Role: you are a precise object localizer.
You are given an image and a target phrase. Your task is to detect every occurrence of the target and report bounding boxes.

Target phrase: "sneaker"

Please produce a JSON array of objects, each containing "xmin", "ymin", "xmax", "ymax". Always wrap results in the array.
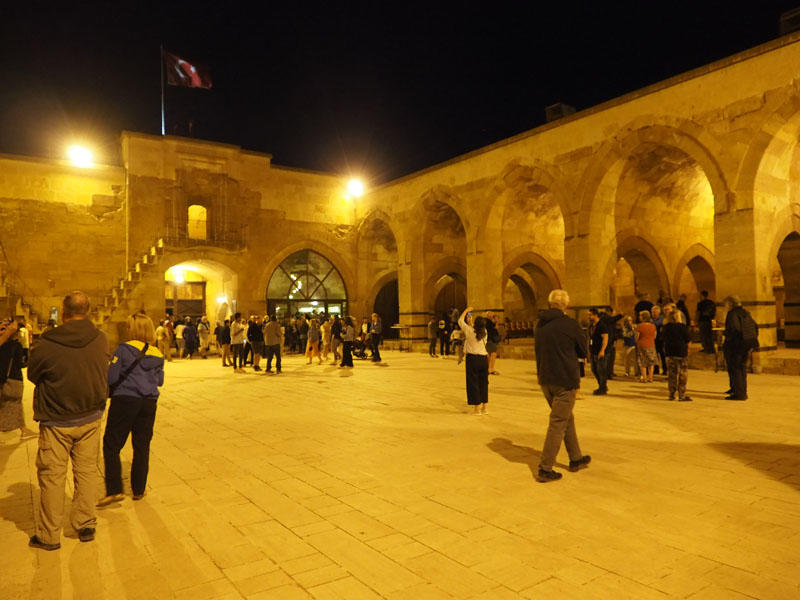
[
  {"xmin": 132, "ymin": 492, "xmax": 146, "ymax": 501},
  {"xmin": 668, "ymin": 395, "xmax": 675, "ymax": 401},
  {"xmin": 592, "ymin": 389, "xmax": 607, "ymax": 395},
  {"xmin": 78, "ymin": 528, "xmax": 95, "ymax": 542},
  {"xmin": 725, "ymin": 395, "xmax": 747, "ymax": 401},
  {"xmin": 536, "ymin": 468, "xmax": 563, "ymax": 483},
  {"xmin": 253, "ymin": 365, "xmax": 261, "ymax": 371},
  {"xmin": 568, "ymin": 455, "xmax": 591, "ymax": 472},
  {"xmin": 29, "ymin": 535, "xmax": 60, "ymax": 551},
  {"xmin": 97, "ymin": 493, "xmax": 125, "ymax": 507},
  {"xmin": 679, "ymin": 396, "xmax": 693, "ymax": 402}
]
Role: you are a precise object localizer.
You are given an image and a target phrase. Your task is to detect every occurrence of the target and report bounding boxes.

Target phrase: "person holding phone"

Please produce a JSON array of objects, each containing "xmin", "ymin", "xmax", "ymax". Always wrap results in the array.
[{"xmin": 458, "ymin": 306, "xmax": 488, "ymax": 414}]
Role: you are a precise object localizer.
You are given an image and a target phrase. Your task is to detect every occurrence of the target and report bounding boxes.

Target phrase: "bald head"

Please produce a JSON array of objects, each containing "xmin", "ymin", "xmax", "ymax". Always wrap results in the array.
[{"xmin": 63, "ymin": 291, "xmax": 90, "ymax": 321}]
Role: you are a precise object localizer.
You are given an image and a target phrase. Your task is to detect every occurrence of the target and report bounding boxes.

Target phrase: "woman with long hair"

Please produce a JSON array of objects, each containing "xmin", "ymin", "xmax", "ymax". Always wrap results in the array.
[
  {"xmin": 98, "ymin": 311, "xmax": 164, "ymax": 506},
  {"xmin": 458, "ymin": 306, "xmax": 489, "ymax": 414}
]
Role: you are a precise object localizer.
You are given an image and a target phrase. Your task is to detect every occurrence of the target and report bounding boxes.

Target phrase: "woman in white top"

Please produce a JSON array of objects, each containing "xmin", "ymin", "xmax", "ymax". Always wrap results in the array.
[{"xmin": 458, "ymin": 306, "xmax": 489, "ymax": 414}]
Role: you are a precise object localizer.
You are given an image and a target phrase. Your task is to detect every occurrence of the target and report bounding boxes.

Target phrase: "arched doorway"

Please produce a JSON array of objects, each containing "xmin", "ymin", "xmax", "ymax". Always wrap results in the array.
[
  {"xmin": 675, "ymin": 255, "xmax": 716, "ymax": 319},
  {"xmin": 610, "ymin": 240, "xmax": 669, "ymax": 313},
  {"xmin": 432, "ymin": 273, "xmax": 467, "ymax": 318},
  {"xmin": 777, "ymin": 232, "xmax": 800, "ymax": 347},
  {"xmin": 373, "ymin": 279, "xmax": 399, "ymax": 338},
  {"xmin": 164, "ymin": 260, "xmax": 238, "ymax": 323},
  {"xmin": 503, "ymin": 261, "xmax": 558, "ymax": 323},
  {"xmin": 266, "ymin": 249, "xmax": 348, "ymax": 318}
]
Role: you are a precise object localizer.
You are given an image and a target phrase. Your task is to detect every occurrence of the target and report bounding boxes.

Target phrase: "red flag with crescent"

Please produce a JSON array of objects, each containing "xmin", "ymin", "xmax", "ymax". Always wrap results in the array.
[{"xmin": 164, "ymin": 52, "xmax": 212, "ymax": 89}]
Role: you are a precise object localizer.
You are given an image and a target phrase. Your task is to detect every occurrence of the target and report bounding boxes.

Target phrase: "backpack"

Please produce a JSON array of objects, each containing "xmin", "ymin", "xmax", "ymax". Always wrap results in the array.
[{"xmin": 740, "ymin": 310, "xmax": 759, "ymax": 350}]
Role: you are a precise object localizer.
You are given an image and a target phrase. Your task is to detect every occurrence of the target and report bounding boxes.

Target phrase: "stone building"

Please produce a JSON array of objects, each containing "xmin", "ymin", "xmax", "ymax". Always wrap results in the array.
[{"xmin": 2, "ymin": 33, "xmax": 800, "ymax": 364}]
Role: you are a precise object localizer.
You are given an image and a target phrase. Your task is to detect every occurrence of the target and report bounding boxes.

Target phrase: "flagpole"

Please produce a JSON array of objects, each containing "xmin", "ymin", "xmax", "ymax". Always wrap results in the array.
[{"xmin": 160, "ymin": 44, "xmax": 166, "ymax": 136}]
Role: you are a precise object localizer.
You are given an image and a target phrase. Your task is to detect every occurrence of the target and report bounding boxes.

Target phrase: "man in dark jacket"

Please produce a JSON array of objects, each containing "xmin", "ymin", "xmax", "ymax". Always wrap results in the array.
[
  {"xmin": 696, "ymin": 290, "xmax": 716, "ymax": 353},
  {"xmin": 723, "ymin": 295, "xmax": 753, "ymax": 401},
  {"xmin": 27, "ymin": 291, "xmax": 109, "ymax": 550},
  {"xmin": 534, "ymin": 289, "xmax": 591, "ymax": 483},
  {"xmin": 588, "ymin": 308, "xmax": 610, "ymax": 395}
]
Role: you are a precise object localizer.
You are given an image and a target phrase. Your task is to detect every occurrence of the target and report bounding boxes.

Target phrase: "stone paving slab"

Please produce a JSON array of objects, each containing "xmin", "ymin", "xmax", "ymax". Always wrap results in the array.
[{"xmin": 1, "ymin": 351, "xmax": 799, "ymax": 599}]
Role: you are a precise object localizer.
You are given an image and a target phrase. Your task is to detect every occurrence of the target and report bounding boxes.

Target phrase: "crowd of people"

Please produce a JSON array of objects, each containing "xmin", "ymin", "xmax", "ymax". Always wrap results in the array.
[
  {"xmin": 151, "ymin": 311, "xmax": 386, "ymax": 372},
  {"xmin": 0, "ymin": 283, "xmax": 763, "ymax": 549},
  {"xmin": 582, "ymin": 290, "xmax": 756, "ymax": 402}
]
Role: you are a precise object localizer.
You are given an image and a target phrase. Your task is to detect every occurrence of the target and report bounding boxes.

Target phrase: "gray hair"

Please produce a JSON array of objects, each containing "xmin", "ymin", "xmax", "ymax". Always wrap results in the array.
[
  {"xmin": 724, "ymin": 295, "xmax": 742, "ymax": 307},
  {"xmin": 63, "ymin": 291, "xmax": 90, "ymax": 318},
  {"xmin": 548, "ymin": 289, "xmax": 570, "ymax": 309}
]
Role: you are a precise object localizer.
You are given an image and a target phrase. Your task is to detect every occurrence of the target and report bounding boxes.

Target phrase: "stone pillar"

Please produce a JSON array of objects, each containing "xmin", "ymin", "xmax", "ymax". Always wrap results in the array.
[
  {"xmin": 714, "ymin": 209, "xmax": 777, "ymax": 368},
  {"xmin": 564, "ymin": 234, "xmax": 611, "ymax": 323},
  {"xmin": 396, "ymin": 238, "xmax": 430, "ymax": 352}
]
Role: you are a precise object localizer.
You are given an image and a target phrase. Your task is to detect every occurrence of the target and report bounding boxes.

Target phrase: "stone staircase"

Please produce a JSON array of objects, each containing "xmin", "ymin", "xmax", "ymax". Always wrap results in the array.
[
  {"xmin": 91, "ymin": 239, "xmax": 166, "ymax": 342},
  {"xmin": 0, "ymin": 265, "xmax": 45, "ymax": 333}
]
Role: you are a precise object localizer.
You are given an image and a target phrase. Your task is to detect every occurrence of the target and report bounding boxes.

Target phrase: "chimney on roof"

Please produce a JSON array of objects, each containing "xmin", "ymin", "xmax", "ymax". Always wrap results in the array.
[
  {"xmin": 545, "ymin": 103, "xmax": 576, "ymax": 123},
  {"xmin": 780, "ymin": 7, "xmax": 800, "ymax": 35}
]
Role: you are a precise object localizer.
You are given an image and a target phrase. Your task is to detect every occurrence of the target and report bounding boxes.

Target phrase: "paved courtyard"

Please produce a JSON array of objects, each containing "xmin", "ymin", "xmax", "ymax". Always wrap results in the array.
[{"xmin": 1, "ymin": 351, "xmax": 799, "ymax": 599}]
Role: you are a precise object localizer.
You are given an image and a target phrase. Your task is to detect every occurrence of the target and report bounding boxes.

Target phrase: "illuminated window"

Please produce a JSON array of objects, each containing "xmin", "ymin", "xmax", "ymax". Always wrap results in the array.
[
  {"xmin": 188, "ymin": 204, "xmax": 208, "ymax": 240},
  {"xmin": 266, "ymin": 250, "xmax": 347, "ymax": 316}
]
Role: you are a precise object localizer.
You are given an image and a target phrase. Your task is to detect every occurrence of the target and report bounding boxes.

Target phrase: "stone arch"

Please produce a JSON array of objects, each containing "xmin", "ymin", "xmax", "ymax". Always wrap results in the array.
[
  {"xmin": 484, "ymin": 159, "xmax": 571, "ymax": 241},
  {"xmin": 735, "ymin": 94, "xmax": 800, "ymax": 213},
  {"xmin": 257, "ymin": 240, "xmax": 356, "ymax": 308},
  {"xmin": 776, "ymin": 231, "xmax": 800, "ymax": 347},
  {"xmin": 418, "ymin": 185, "xmax": 470, "ymax": 236},
  {"xmin": 501, "ymin": 249, "xmax": 562, "ymax": 320},
  {"xmin": 577, "ymin": 120, "xmax": 731, "ymax": 237},
  {"xmin": 502, "ymin": 249, "xmax": 562, "ymax": 290},
  {"xmin": 356, "ymin": 208, "xmax": 401, "ymax": 247},
  {"xmin": 161, "ymin": 251, "xmax": 243, "ymax": 323},
  {"xmin": 424, "ymin": 257, "xmax": 467, "ymax": 314},
  {"xmin": 608, "ymin": 234, "xmax": 671, "ymax": 306},
  {"xmin": 368, "ymin": 270, "xmax": 400, "ymax": 336},
  {"xmin": 672, "ymin": 243, "xmax": 716, "ymax": 299}
]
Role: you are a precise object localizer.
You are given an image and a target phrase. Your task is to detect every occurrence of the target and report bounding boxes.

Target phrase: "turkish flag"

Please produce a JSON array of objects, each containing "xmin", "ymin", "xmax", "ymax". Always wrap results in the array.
[{"xmin": 165, "ymin": 52, "xmax": 212, "ymax": 89}]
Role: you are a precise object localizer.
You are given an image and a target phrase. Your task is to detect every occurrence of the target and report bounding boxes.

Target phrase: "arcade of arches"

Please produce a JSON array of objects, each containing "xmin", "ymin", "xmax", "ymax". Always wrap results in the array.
[{"xmin": 4, "ymin": 33, "xmax": 800, "ymax": 367}]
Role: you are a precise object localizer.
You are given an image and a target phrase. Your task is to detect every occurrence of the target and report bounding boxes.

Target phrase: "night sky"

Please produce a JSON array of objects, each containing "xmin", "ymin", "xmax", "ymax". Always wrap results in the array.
[{"xmin": 1, "ymin": 1, "xmax": 798, "ymax": 183}]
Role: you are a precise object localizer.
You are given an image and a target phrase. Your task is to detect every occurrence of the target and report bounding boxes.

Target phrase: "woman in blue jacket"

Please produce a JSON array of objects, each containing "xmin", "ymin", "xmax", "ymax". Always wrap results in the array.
[{"xmin": 98, "ymin": 311, "xmax": 164, "ymax": 506}]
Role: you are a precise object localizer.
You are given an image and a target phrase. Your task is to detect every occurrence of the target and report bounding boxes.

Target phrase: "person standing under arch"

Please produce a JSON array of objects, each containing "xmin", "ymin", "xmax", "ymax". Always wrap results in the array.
[
  {"xmin": 369, "ymin": 313, "xmax": 382, "ymax": 362},
  {"xmin": 458, "ymin": 307, "xmax": 488, "ymax": 415},
  {"xmin": 340, "ymin": 317, "xmax": 355, "ymax": 368},
  {"xmin": 696, "ymin": 290, "xmax": 716, "ymax": 353}
]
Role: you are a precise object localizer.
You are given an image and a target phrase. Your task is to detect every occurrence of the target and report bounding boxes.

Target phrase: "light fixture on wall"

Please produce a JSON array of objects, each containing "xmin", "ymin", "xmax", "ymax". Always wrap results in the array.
[{"xmin": 216, "ymin": 295, "xmax": 228, "ymax": 304}]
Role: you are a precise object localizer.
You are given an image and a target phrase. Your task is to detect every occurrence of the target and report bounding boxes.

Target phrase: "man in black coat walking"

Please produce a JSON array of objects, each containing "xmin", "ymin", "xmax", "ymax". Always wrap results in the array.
[{"xmin": 534, "ymin": 289, "xmax": 591, "ymax": 483}]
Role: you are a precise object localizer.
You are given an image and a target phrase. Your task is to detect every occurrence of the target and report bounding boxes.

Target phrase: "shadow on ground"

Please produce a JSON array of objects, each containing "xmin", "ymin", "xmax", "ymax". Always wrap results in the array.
[
  {"xmin": 0, "ymin": 482, "xmax": 36, "ymax": 535},
  {"xmin": 486, "ymin": 438, "xmax": 567, "ymax": 479},
  {"xmin": 708, "ymin": 442, "xmax": 800, "ymax": 491}
]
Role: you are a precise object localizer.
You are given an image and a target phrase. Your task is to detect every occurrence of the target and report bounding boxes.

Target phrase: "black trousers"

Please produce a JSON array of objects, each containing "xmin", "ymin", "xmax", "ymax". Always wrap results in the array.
[
  {"xmin": 370, "ymin": 334, "xmax": 381, "ymax": 361},
  {"xmin": 700, "ymin": 320, "xmax": 714, "ymax": 352},
  {"xmin": 465, "ymin": 354, "xmax": 489, "ymax": 405},
  {"xmin": 103, "ymin": 396, "xmax": 158, "ymax": 496},
  {"xmin": 265, "ymin": 344, "xmax": 281, "ymax": 371},
  {"xmin": 724, "ymin": 346, "xmax": 748, "ymax": 399},
  {"xmin": 591, "ymin": 354, "xmax": 608, "ymax": 391},
  {"xmin": 429, "ymin": 339, "xmax": 437, "ymax": 356},
  {"xmin": 439, "ymin": 334, "xmax": 449, "ymax": 355},
  {"xmin": 605, "ymin": 343, "xmax": 616, "ymax": 378},
  {"xmin": 341, "ymin": 341, "xmax": 354, "ymax": 367},
  {"xmin": 231, "ymin": 343, "xmax": 244, "ymax": 368}
]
